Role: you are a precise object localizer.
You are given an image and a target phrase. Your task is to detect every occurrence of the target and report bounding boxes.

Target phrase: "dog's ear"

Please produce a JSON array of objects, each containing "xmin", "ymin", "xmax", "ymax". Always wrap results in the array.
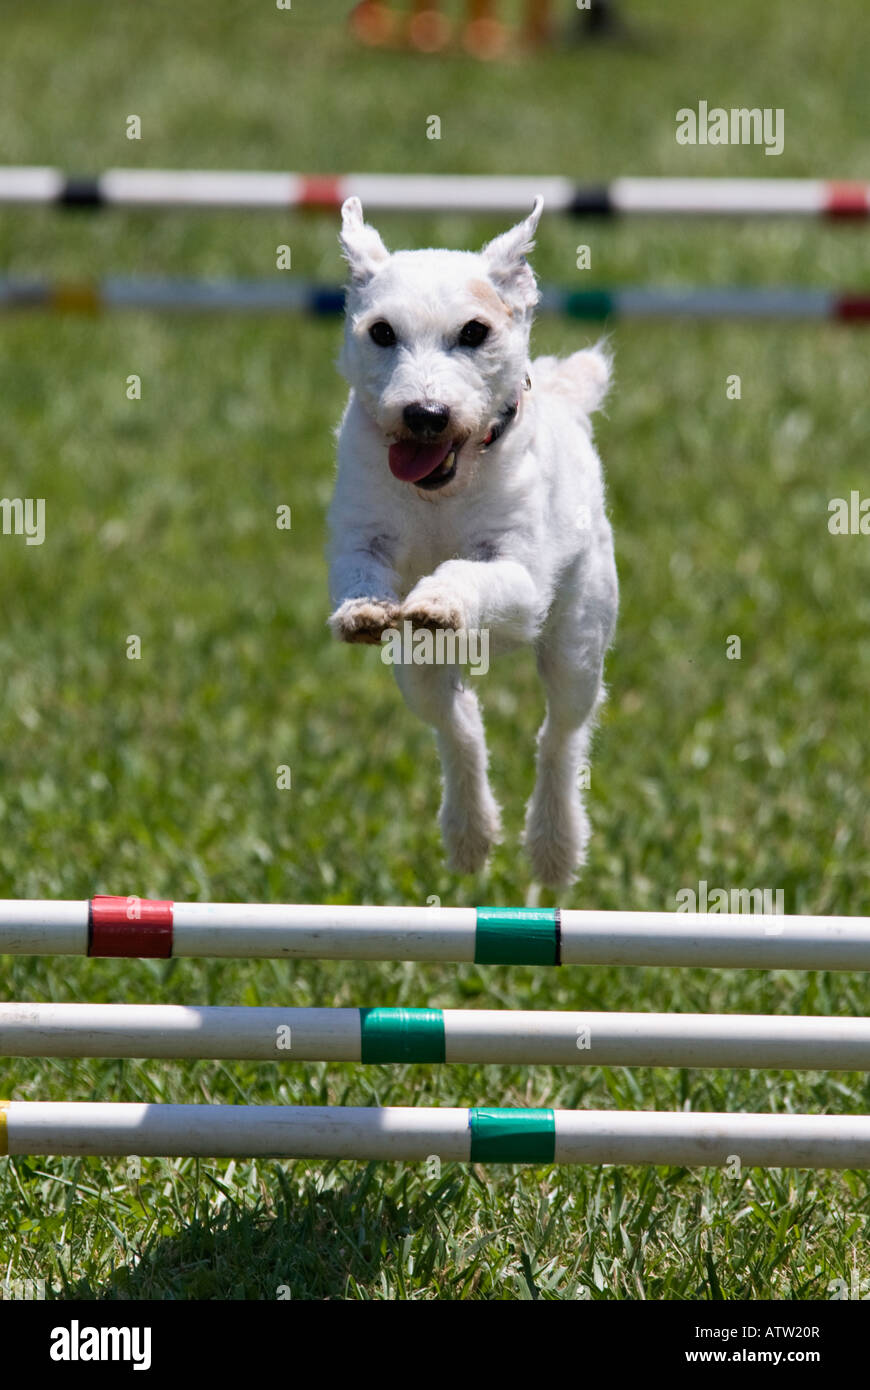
[
  {"xmin": 481, "ymin": 196, "xmax": 543, "ymax": 312},
  {"xmin": 339, "ymin": 197, "xmax": 390, "ymax": 286}
]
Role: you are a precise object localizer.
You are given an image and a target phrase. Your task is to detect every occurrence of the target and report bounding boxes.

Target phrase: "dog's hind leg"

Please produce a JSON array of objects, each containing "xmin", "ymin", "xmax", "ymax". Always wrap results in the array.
[
  {"xmin": 524, "ymin": 555, "xmax": 617, "ymax": 888},
  {"xmin": 394, "ymin": 662, "xmax": 502, "ymax": 875}
]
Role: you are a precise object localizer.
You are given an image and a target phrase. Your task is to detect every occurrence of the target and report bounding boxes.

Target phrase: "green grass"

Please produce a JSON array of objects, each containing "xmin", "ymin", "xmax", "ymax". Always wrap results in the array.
[{"xmin": 1, "ymin": 0, "xmax": 869, "ymax": 1300}]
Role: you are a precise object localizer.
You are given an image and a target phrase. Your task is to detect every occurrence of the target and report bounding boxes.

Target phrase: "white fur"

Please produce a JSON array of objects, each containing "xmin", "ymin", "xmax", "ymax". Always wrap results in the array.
[{"xmin": 327, "ymin": 198, "xmax": 618, "ymax": 887}]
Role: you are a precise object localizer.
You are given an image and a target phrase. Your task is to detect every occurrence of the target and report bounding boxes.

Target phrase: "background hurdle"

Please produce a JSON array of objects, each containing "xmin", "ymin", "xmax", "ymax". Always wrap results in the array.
[
  {"xmin": 2, "ymin": 278, "xmax": 869, "ymax": 322},
  {"xmin": 350, "ymin": 0, "xmax": 553, "ymax": 56},
  {"xmin": 1, "ymin": 168, "xmax": 867, "ymax": 216},
  {"xmin": 3, "ymin": 1102, "xmax": 870, "ymax": 1167},
  {"xmin": 2, "ymin": 898, "xmax": 870, "ymax": 969},
  {"xmin": 5, "ymin": 1002, "xmax": 870, "ymax": 1069}
]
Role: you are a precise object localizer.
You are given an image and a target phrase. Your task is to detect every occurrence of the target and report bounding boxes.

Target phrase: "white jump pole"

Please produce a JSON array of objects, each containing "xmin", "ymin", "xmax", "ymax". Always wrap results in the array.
[
  {"xmin": 4, "ymin": 1003, "xmax": 870, "ymax": 1071},
  {"xmin": 2, "ymin": 1102, "xmax": 870, "ymax": 1167},
  {"xmin": 0, "ymin": 168, "xmax": 868, "ymax": 217},
  {"xmin": 0, "ymin": 898, "xmax": 869, "ymax": 970}
]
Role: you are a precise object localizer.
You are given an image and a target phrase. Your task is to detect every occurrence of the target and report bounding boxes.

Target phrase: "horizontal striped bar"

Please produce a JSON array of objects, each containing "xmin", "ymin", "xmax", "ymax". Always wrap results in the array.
[
  {"xmin": 1, "ymin": 169, "xmax": 868, "ymax": 216},
  {"xmin": 3, "ymin": 900, "xmax": 870, "ymax": 968},
  {"xmin": 5, "ymin": 1004, "xmax": 870, "ymax": 1069},
  {"xmin": 2, "ymin": 1103, "xmax": 870, "ymax": 1167},
  {"xmin": 1, "ymin": 278, "xmax": 868, "ymax": 322}
]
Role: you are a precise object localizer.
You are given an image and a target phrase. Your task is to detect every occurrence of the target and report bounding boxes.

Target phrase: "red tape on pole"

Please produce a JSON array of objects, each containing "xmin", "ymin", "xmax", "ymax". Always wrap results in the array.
[
  {"xmin": 298, "ymin": 175, "xmax": 344, "ymax": 208},
  {"xmin": 826, "ymin": 182, "xmax": 870, "ymax": 217},
  {"xmin": 837, "ymin": 295, "xmax": 870, "ymax": 321},
  {"xmin": 89, "ymin": 895, "xmax": 174, "ymax": 957}
]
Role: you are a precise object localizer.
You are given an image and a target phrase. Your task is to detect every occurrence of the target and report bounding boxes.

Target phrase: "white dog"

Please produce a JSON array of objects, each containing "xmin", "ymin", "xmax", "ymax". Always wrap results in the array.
[{"xmin": 327, "ymin": 196, "xmax": 618, "ymax": 887}]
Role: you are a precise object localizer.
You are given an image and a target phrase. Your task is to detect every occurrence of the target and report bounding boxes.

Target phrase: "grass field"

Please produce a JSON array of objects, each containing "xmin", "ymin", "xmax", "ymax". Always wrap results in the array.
[{"xmin": 1, "ymin": 0, "xmax": 869, "ymax": 1300}]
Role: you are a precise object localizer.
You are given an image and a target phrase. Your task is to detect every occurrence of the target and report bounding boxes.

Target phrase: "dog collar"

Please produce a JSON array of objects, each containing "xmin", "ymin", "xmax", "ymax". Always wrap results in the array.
[{"xmin": 482, "ymin": 374, "xmax": 531, "ymax": 450}]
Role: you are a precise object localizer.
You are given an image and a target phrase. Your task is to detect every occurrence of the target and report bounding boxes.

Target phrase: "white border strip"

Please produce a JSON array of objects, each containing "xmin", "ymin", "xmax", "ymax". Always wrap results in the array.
[
  {"xmin": 346, "ymin": 172, "xmax": 573, "ymax": 211},
  {"xmin": 172, "ymin": 902, "xmax": 477, "ymax": 960},
  {"xmin": 560, "ymin": 910, "xmax": 870, "ymax": 971},
  {"xmin": 611, "ymin": 177, "xmax": 828, "ymax": 214},
  {"xmin": 552, "ymin": 1111, "xmax": 870, "ymax": 1168},
  {"xmin": 0, "ymin": 900, "xmax": 89, "ymax": 954},
  {"xmin": 0, "ymin": 166, "xmax": 65, "ymax": 201},
  {"xmin": 101, "ymin": 169, "xmax": 303, "ymax": 208},
  {"xmin": 1, "ymin": 1103, "xmax": 473, "ymax": 1160}
]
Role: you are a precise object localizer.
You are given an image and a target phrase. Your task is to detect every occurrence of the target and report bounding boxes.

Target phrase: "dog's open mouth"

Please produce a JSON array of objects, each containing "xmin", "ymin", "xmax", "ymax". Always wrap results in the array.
[{"xmin": 388, "ymin": 439, "xmax": 459, "ymax": 491}]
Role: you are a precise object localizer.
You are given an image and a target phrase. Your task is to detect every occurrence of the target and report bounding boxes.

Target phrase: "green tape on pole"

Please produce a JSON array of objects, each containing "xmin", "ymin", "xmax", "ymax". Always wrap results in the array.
[
  {"xmin": 474, "ymin": 907, "xmax": 558, "ymax": 965},
  {"xmin": 359, "ymin": 1008, "xmax": 445, "ymax": 1064},
  {"xmin": 469, "ymin": 1108, "xmax": 556, "ymax": 1163},
  {"xmin": 563, "ymin": 289, "xmax": 615, "ymax": 320}
]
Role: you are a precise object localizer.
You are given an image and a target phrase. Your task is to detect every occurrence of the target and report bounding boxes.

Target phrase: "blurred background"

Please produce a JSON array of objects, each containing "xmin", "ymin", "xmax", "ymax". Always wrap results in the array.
[{"xmin": 0, "ymin": 0, "xmax": 868, "ymax": 1301}]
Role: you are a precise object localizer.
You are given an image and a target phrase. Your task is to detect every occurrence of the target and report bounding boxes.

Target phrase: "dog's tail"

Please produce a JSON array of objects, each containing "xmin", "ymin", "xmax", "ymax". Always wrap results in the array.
[{"xmin": 531, "ymin": 340, "xmax": 612, "ymax": 419}]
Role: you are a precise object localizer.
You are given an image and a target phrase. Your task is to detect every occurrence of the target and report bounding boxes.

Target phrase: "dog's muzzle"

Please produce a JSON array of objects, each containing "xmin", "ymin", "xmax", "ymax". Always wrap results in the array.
[{"xmin": 387, "ymin": 379, "xmax": 529, "ymax": 491}]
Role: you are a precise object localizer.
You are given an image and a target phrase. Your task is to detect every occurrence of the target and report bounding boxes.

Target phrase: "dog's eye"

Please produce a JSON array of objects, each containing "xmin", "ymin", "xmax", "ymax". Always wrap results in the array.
[
  {"xmin": 369, "ymin": 320, "xmax": 397, "ymax": 347},
  {"xmin": 458, "ymin": 320, "xmax": 489, "ymax": 348}
]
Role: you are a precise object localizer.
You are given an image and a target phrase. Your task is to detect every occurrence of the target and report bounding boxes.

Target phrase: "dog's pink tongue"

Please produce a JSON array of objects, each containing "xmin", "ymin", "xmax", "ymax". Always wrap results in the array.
[{"xmin": 388, "ymin": 439, "xmax": 452, "ymax": 483}]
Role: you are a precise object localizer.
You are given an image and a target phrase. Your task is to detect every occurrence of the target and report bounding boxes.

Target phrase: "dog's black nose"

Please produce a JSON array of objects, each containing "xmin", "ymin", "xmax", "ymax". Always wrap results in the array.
[{"xmin": 403, "ymin": 403, "xmax": 451, "ymax": 437}]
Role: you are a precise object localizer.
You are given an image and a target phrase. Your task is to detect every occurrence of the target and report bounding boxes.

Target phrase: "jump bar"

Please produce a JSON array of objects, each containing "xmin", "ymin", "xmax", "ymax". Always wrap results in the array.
[
  {"xmin": 3, "ymin": 278, "xmax": 870, "ymax": 323},
  {"xmin": 1, "ymin": 899, "xmax": 870, "ymax": 970},
  {"xmin": 1, "ymin": 169, "xmax": 868, "ymax": 216},
  {"xmin": 3, "ymin": 1102, "xmax": 870, "ymax": 1167},
  {"xmin": 5, "ymin": 1003, "xmax": 870, "ymax": 1070}
]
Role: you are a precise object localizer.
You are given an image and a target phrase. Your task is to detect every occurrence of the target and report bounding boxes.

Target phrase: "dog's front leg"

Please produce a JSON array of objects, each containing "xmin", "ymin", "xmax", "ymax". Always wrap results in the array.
[
  {"xmin": 393, "ymin": 661, "xmax": 502, "ymax": 875},
  {"xmin": 401, "ymin": 557, "xmax": 542, "ymax": 644},
  {"xmin": 394, "ymin": 558, "xmax": 538, "ymax": 874},
  {"xmin": 328, "ymin": 545, "xmax": 401, "ymax": 645}
]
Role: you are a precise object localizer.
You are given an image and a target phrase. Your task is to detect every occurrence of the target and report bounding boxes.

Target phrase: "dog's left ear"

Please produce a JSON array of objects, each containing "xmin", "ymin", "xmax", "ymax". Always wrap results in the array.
[
  {"xmin": 340, "ymin": 197, "xmax": 390, "ymax": 287},
  {"xmin": 481, "ymin": 196, "xmax": 543, "ymax": 312}
]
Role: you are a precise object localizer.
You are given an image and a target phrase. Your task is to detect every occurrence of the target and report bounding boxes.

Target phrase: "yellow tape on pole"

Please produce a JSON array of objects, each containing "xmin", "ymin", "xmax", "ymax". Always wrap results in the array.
[
  {"xmin": 0, "ymin": 1101, "xmax": 9, "ymax": 1156},
  {"xmin": 52, "ymin": 282, "xmax": 101, "ymax": 314}
]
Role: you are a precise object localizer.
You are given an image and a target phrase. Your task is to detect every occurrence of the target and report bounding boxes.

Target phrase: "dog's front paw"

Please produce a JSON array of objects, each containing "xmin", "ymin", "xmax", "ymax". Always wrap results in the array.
[
  {"xmin": 328, "ymin": 597, "xmax": 399, "ymax": 645},
  {"xmin": 441, "ymin": 792, "xmax": 503, "ymax": 875},
  {"xmin": 523, "ymin": 793, "xmax": 590, "ymax": 889},
  {"xmin": 401, "ymin": 583, "xmax": 466, "ymax": 632}
]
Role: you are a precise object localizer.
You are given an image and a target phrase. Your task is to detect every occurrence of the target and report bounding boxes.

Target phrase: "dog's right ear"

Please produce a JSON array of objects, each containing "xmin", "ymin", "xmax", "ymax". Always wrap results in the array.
[
  {"xmin": 339, "ymin": 197, "xmax": 390, "ymax": 287},
  {"xmin": 481, "ymin": 196, "xmax": 543, "ymax": 313}
]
